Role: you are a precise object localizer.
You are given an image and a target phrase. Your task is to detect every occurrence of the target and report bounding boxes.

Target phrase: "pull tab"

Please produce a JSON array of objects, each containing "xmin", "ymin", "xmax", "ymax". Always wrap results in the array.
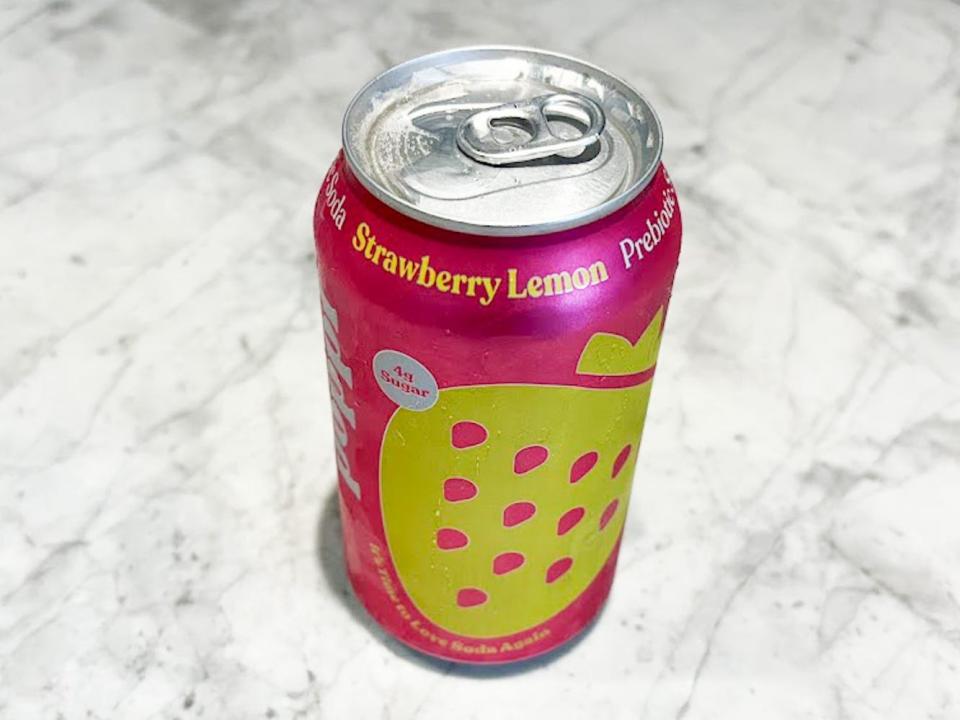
[{"xmin": 456, "ymin": 93, "xmax": 605, "ymax": 166}]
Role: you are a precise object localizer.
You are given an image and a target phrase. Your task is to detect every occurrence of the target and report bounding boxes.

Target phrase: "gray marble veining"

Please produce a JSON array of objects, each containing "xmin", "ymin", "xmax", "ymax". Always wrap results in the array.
[{"xmin": 1, "ymin": 0, "xmax": 959, "ymax": 718}]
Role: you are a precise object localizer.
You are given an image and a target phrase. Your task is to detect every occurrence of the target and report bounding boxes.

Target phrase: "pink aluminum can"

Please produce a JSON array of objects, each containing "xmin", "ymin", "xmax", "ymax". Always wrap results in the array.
[{"xmin": 314, "ymin": 47, "xmax": 682, "ymax": 664}]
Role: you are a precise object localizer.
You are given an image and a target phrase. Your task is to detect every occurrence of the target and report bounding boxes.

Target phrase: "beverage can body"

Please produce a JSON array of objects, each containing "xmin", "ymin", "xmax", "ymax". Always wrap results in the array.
[{"xmin": 314, "ymin": 47, "xmax": 682, "ymax": 663}]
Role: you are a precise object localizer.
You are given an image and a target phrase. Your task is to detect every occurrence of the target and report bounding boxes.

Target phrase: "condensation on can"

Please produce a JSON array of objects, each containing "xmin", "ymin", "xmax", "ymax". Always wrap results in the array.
[
  {"xmin": 315, "ymin": 46, "xmax": 682, "ymax": 664},
  {"xmin": 341, "ymin": 46, "xmax": 664, "ymax": 236}
]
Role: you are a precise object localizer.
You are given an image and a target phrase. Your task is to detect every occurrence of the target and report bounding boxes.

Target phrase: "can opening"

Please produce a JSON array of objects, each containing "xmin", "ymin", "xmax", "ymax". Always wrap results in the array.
[
  {"xmin": 489, "ymin": 116, "xmax": 536, "ymax": 146},
  {"xmin": 456, "ymin": 93, "xmax": 605, "ymax": 167},
  {"xmin": 487, "ymin": 113, "xmax": 600, "ymax": 166}
]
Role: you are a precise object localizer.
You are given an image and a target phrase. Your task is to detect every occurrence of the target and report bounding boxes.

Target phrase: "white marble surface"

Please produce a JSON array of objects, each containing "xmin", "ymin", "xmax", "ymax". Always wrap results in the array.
[{"xmin": 2, "ymin": 0, "xmax": 959, "ymax": 717}]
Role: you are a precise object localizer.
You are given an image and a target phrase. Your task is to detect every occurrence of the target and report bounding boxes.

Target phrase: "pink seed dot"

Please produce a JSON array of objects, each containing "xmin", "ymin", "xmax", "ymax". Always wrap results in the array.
[
  {"xmin": 436, "ymin": 528, "xmax": 469, "ymax": 550},
  {"xmin": 599, "ymin": 499, "xmax": 620, "ymax": 530},
  {"xmin": 503, "ymin": 501, "xmax": 536, "ymax": 528},
  {"xmin": 457, "ymin": 587, "xmax": 488, "ymax": 608},
  {"xmin": 557, "ymin": 507, "xmax": 585, "ymax": 536},
  {"xmin": 546, "ymin": 557, "xmax": 574, "ymax": 584},
  {"xmin": 514, "ymin": 445, "xmax": 548, "ymax": 474},
  {"xmin": 443, "ymin": 477, "xmax": 478, "ymax": 502},
  {"xmin": 612, "ymin": 444, "xmax": 632, "ymax": 478},
  {"xmin": 493, "ymin": 552, "xmax": 525, "ymax": 575},
  {"xmin": 452, "ymin": 421, "xmax": 488, "ymax": 449},
  {"xmin": 570, "ymin": 451, "xmax": 598, "ymax": 484}
]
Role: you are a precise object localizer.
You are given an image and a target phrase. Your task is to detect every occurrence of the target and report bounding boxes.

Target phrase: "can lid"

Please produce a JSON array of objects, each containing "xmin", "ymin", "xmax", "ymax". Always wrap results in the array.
[{"xmin": 342, "ymin": 46, "xmax": 663, "ymax": 237}]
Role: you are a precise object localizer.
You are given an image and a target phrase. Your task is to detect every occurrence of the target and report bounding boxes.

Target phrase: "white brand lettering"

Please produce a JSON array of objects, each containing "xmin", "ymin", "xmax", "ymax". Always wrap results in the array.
[{"xmin": 321, "ymin": 285, "xmax": 360, "ymax": 499}]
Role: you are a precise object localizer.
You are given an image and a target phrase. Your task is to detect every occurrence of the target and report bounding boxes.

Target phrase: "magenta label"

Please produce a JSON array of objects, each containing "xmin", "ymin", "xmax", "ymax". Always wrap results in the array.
[{"xmin": 315, "ymin": 153, "xmax": 682, "ymax": 663}]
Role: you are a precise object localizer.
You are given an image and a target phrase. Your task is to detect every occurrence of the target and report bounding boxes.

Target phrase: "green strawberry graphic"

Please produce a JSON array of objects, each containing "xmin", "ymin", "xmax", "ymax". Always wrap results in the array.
[{"xmin": 380, "ymin": 309, "xmax": 664, "ymax": 638}]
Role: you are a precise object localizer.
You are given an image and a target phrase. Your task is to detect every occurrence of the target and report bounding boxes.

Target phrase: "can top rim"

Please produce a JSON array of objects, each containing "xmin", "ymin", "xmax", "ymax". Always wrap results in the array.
[{"xmin": 341, "ymin": 46, "xmax": 664, "ymax": 237}]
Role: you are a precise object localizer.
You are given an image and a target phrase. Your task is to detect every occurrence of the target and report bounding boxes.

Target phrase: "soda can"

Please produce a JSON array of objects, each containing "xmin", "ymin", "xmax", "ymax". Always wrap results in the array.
[{"xmin": 314, "ymin": 46, "xmax": 682, "ymax": 663}]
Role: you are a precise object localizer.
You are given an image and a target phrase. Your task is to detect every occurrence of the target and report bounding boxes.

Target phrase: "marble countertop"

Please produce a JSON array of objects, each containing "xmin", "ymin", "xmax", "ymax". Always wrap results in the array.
[{"xmin": 2, "ymin": 0, "xmax": 959, "ymax": 718}]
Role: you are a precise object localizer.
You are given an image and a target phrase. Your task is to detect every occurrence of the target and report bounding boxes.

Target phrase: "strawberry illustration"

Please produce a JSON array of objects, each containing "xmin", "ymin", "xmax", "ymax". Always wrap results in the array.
[{"xmin": 380, "ymin": 309, "xmax": 664, "ymax": 638}]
